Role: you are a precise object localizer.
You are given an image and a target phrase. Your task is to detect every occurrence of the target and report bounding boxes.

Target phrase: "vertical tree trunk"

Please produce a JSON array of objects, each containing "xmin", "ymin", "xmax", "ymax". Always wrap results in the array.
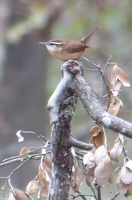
[{"xmin": 47, "ymin": 66, "xmax": 78, "ymax": 200}]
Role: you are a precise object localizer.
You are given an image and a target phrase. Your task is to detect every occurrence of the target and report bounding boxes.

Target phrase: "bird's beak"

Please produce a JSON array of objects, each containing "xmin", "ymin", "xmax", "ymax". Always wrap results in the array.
[{"xmin": 39, "ymin": 42, "xmax": 49, "ymax": 45}]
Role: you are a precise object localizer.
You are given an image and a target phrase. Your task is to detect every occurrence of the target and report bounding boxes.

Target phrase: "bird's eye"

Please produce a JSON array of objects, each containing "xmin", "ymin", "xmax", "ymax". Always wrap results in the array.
[{"xmin": 50, "ymin": 43, "xmax": 54, "ymax": 45}]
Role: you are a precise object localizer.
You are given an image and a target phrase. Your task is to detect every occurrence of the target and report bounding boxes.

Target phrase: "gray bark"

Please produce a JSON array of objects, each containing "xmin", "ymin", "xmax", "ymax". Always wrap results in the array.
[{"xmin": 47, "ymin": 60, "xmax": 132, "ymax": 200}]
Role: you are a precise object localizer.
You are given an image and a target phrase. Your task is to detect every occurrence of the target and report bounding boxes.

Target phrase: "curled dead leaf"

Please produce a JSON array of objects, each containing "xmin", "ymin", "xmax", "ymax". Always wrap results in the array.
[
  {"xmin": 44, "ymin": 154, "xmax": 52, "ymax": 168},
  {"xmin": 26, "ymin": 180, "xmax": 39, "ymax": 195},
  {"xmin": 8, "ymin": 188, "xmax": 31, "ymax": 200},
  {"xmin": 120, "ymin": 166, "xmax": 132, "ymax": 185},
  {"xmin": 109, "ymin": 65, "xmax": 118, "ymax": 86},
  {"xmin": 116, "ymin": 171, "xmax": 128, "ymax": 195},
  {"xmin": 89, "ymin": 126, "xmax": 105, "ymax": 149},
  {"xmin": 94, "ymin": 154, "xmax": 113, "ymax": 186},
  {"xmin": 16, "ymin": 130, "xmax": 24, "ymax": 142},
  {"xmin": 109, "ymin": 80, "xmax": 122, "ymax": 96},
  {"xmin": 108, "ymin": 96, "xmax": 123, "ymax": 116},
  {"xmin": 117, "ymin": 161, "xmax": 132, "ymax": 197},
  {"xmin": 38, "ymin": 163, "xmax": 51, "ymax": 187},
  {"xmin": 83, "ymin": 152, "xmax": 95, "ymax": 186},
  {"xmin": 71, "ymin": 169, "xmax": 76, "ymax": 188},
  {"xmin": 40, "ymin": 182, "xmax": 49, "ymax": 197},
  {"xmin": 86, "ymin": 168, "xmax": 95, "ymax": 187},
  {"xmin": 110, "ymin": 134, "xmax": 124, "ymax": 162},
  {"xmin": 94, "ymin": 145, "xmax": 107, "ymax": 165},
  {"xmin": 83, "ymin": 152, "xmax": 95, "ymax": 169},
  {"xmin": 19, "ymin": 147, "xmax": 30, "ymax": 162},
  {"xmin": 116, "ymin": 66, "xmax": 130, "ymax": 87},
  {"xmin": 109, "ymin": 65, "xmax": 130, "ymax": 88},
  {"xmin": 71, "ymin": 167, "xmax": 83, "ymax": 192},
  {"xmin": 125, "ymin": 182, "xmax": 132, "ymax": 197}
]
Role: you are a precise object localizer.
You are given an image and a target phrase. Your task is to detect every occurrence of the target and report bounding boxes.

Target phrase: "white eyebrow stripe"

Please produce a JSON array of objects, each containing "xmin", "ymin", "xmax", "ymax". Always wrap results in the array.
[{"xmin": 50, "ymin": 42, "xmax": 65, "ymax": 45}]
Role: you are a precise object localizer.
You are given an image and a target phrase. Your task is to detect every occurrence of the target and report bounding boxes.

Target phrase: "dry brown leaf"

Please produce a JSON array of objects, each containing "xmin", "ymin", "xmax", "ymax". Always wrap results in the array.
[
  {"xmin": 109, "ymin": 65, "xmax": 130, "ymax": 87},
  {"xmin": 109, "ymin": 65, "xmax": 118, "ymax": 85},
  {"xmin": 83, "ymin": 152, "xmax": 95, "ymax": 169},
  {"xmin": 40, "ymin": 182, "xmax": 49, "ymax": 197},
  {"xmin": 89, "ymin": 126, "xmax": 105, "ymax": 148},
  {"xmin": 38, "ymin": 163, "xmax": 50, "ymax": 198},
  {"xmin": 125, "ymin": 182, "xmax": 132, "ymax": 197},
  {"xmin": 19, "ymin": 147, "xmax": 30, "ymax": 162},
  {"xmin": 120, "ymin": 166, "xmax": 132, "ymax": 185},
  {"xmin": 37, "ymin": 181, "xmax": 49, "ymax": 198},
  {"xmin": 94, "ymin": 154, "xmax": 113, "ymax": 186},
  {"xmin": 9, "ymin": 188, "xmax": 31, "ymax": 200},
  {"xmin": 26, "ymin": 180, "xmax": 39, "ymax": 195},
  {"xmin": 89, "ymin": 126, "xmax": 100, "ymax": 136},
  {"xmin": 83, "ymin": 152, "xmax": 95, "ymax": 187},
  {"xmin": 94, "ymin": 145, "xmax": 107, "ymax": 165},
  {"xmin": 110, "ymin": 134, "xmax": 124, "ymax": 162},
  {"xmin": 117, "ymin": 162, "xmax": 132, "ymax": 197},
  {"xmin": 71, "ymin": 167, "xmax": 83, "ymax": 192},
  {"xmin": 116, "ymin": 66, "xmax": 130, "ymax": 87},
  {"xmin": 86, "ymin": 167, "xmax": 95, "ymax": 187},
  {"xmin": 44, "ymin": 154, "xmax": 52, "ymax": 168},
  {"xmin": 39, "ymin": 164, "xmax": 50, "ymax": 187},
  {"xmin": 71, "ymin": 169, "xmax": 76, "ymax": 188},
  {"xmin": 111, "ymin": 80, "xmax": 122, "ymax": 96},
  {"xmin": 76, "ymin": 167, "xmax": 83, "ymax": 189},
  {"xmin": 116, "ymin": 171, "xmax": 128, "ymax": 195},
  {"xmin": 108, "ymin": 96, "xmax": 123, "ymax": 116}
]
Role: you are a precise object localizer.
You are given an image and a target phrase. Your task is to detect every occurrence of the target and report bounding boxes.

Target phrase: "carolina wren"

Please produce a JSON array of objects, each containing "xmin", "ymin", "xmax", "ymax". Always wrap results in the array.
[{"xmin": 39, "ymin": 27, "xmax": 100, "ymax": 61}]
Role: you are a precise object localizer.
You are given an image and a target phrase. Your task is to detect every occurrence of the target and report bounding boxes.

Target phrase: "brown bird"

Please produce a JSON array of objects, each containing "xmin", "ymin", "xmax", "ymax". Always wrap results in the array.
[{"xmin": 39, "ymin": 27, "xmax": 101, "ymax": 61}]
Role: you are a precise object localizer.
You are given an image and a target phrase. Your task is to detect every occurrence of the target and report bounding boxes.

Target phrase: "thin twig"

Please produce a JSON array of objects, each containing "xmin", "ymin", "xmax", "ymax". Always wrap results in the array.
[
  {"xmin": 103, "ymin": 55, "xmax": 113, "ymax": 108},
  {"xmin": 83, "ymin": 66, "xmax": 99, "ymax": 71},
  {"xmin": 82, "ymin": 57, "xmax": 99, "ymax": 68},
  {"xmin": 97, "ymin": 185, "xmax": 101, "ymax": 200},
  {"xmin": 76, "ymin": 192, "xmax": 87, "ymax": 200},
  {"xmin": 71, "ymin": 192, "xmax": 95, "ymax": 200},
  {"xmin": 2, "ymin": 146, "xmax": 43, "ymax": 163},
  {"xmin": 90, "ymin": 185, "xmax": 98, "ymax": 200},
  {"xmin": 18, "ymin": 130, "xmax": 46, "ymax": 145},
  {"xmin": 104, "ymin": 55, "xmax": 113, "ymax": 75},
  {"xmin": 82, "ymin": 56, "xmax": 109, "ymax": 99},
  {"xmin": 0, "ymin": 153, "xmax": 42, "ymax": 167},
  {"xmin": 110, "ymin": 192, "xmax": 120, "ymax": 200}
]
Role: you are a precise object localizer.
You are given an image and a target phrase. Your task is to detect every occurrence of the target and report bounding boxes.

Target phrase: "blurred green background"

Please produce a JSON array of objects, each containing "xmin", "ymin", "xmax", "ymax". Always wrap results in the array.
[{"xmin": 0, "ymin": 0, "xmax": 132, "ymax": 199}]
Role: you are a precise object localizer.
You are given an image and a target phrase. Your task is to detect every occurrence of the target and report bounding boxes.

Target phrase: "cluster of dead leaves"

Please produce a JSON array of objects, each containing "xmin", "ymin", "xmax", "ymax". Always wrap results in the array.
[
  {"xmin": 8, "ymin": 65, "xmax": 131, "ymax": 198},
  {"xmin": 8, "ymin": 148, "xmax": 52, "ymax": 200},
  {"xmin": 83, "ymin": 145, "xmax": 113, "ymax": 186},
  {"xmin": 108, "ymin": 64, "xmax": 130, "ymax": 115},
  {"xmin": 82, "ymin": 65, "xmax": 131, "ymax": 196},
  {"xmin": 26, "ymin": 153, "xmax": 52, "ymax": 198}
]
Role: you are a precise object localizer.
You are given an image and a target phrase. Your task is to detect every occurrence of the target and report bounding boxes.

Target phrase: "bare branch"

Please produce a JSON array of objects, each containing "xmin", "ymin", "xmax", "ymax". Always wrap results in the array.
[
  {"xmin": 69, "ymin": 136, "xmax": 93, "ymax": 150},
  {"xmin": 63, "ymin": 61, "xmax": 132, "ymax": 138}
]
